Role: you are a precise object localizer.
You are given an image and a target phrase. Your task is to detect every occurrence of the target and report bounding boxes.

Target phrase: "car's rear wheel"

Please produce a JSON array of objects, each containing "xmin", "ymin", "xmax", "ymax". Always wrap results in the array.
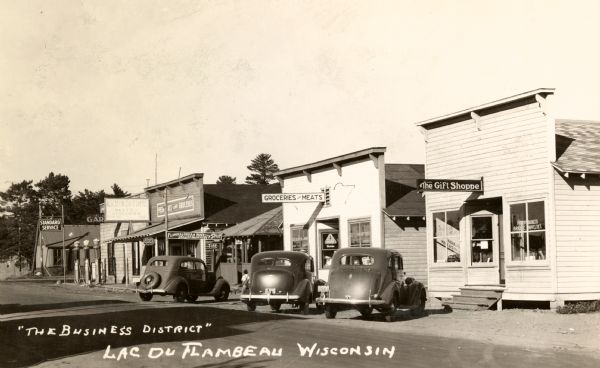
[
  {"xmin": 139, "ymin": 293, "xmax": 153, "ymax": 302},
  {"xmin": 358, "ymin": 306, "xmax": 373, "ymax": 317},
  {"xmin": 411, "ymin": 290, "xmax": 427, "ymax": 316},
  {"xmin": 186, "ymin": 295, "xmax": 198, "ymax": 302},
  {"xmin": 385, "ymin": 295, "xmax": 398, "ymax": 322},
  {"xmin": 246, "ymin": 302, "xmax": 256, "ymax": 312},
  {"xmin": 325, "ymin": 304, "xmax": 337, "ymax": 319},
  {"xmin": 214, "ymin": 284, "xmax": 230, "ymax": 302},
  {"xmin": 174, "ymin": 284, "xmax": 188, "ymax": 303},
  {"xmin": 269, "ymin": 302, "xmax": 281, "ymax": 312},
  {"xmin": 298, "ymin": 302, "xmax": 309, "ymax": 315}
]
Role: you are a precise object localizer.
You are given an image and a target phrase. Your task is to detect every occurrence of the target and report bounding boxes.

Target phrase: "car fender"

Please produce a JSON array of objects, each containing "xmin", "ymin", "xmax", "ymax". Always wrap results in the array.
[
  {"xmin": 209, "ymin": 277, "xmax": 230, "ymax": 295},
  {"xmin": 164, "ymin": 276, "xmax": 189, "ymax": 294},
  {"xmin": 380, "ymin": 282, "xmax": 400, "ymax": 305},
  {"xmin": 292, "ymin": 279, "xmax": 312, "ymax": 303}
]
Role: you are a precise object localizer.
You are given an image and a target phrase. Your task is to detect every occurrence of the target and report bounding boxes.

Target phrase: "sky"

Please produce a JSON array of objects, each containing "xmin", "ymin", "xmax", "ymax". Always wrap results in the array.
[{"xmin": 2, "ymin": 0, "xmax": 600, "ymax": 194}]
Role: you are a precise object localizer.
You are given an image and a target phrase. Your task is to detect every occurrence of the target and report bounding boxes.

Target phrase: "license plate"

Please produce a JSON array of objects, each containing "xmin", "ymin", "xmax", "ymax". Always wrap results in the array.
[
  {"xmin": 318, "ymin": 285, "xmax": 329, "ymax": 292},
  {"xmin": 265, "ymin": 288, "xmax": 276, "ymax": 294}
]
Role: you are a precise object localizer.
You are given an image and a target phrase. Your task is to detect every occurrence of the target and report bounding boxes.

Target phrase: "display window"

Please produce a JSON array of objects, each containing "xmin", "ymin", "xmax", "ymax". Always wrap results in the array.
[
  {"xmin": 510, "ymin": 201, "xmax": 546, "ymax": 261},
  {"xmin": 291, "ymin": 226, "xmax": 309, "ymax": 253},
  {"xmin": 349, "ymin": 220, "xmax": 371, "ymax": 247},
  {"xmin": 471, "ymin": 216, "xmax": 493, "ymax": 263},
  {"xmin": 432, "ymin": 210, "xmax": 461, "ymax": 263}
]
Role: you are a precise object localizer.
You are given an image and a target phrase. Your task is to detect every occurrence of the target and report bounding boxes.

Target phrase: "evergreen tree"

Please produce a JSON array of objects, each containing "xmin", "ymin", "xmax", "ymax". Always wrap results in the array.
[
  {"xmin": 245, "ymin": 153, "xmax": 279, "ymax": 184},
  {"xmin": 216, "ymin": 175, "xmax": 236, "ymax": 184}
]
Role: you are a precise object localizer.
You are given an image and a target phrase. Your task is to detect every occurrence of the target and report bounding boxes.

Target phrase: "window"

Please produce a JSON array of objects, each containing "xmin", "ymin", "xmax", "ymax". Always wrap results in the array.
[
  {"xmin": 257, "ymin": 257, "xmax": 292, "ymax": 267},
  {"xmin": 349, "ymin": 220, "xmax": 371, "ymax": 247},
  {"xmin": 291, "ymin": 226, "xmax": 308, "ymax": 253},
  {"xmin": 433, "ymin": 211, "xmax": 461, "ymax": 263},
  {"xmin": 320, "ymin": 232, "xmax": 339, "ymax": 268},
  {"xmin": 510, "ymin": 201, "xmax": 546, "ymax": 261},
  {"xmin": 151, "ymin": 259, "xmax": 167, "ymax": 267},
  {"xmin": 340, "ymin": 254, "xmax": 375, "ymax": 266},
  {"xmin": 471, "ymin": 216, "xmax": 493, "ymax": 264},
  {"xmin": 179, "ymin": 260, "xmax": 193, "ymax": 270}
]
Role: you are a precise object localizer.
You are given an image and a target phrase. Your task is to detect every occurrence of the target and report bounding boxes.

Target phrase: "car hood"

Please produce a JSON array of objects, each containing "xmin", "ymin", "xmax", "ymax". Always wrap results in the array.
[{"xmin": 328, "ymin": 267, "xmax": 381, "ymax": 300}]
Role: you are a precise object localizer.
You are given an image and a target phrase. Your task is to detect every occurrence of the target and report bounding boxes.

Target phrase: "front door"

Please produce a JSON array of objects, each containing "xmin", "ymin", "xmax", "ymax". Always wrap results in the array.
[
  {"xmin": 319, "ymin": 231, "xmax": 339, "ymax": 270},
  {"xmin": 466, "ymin": 213, "xmax": 501, "ymax": 285}
]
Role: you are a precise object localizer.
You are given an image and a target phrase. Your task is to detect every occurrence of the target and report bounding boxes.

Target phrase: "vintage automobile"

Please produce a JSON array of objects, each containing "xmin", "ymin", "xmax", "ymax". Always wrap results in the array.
[
  {"xmin": 137, "ymin": 256, "xmax": 230, "ymax": 302},
  {"xmin": 316, "ymin": 248, "xmax": 426, "ymax": 322},
  {"xmin": 240, "ymin": 251, "xmax": 324, "ymax": 314}
]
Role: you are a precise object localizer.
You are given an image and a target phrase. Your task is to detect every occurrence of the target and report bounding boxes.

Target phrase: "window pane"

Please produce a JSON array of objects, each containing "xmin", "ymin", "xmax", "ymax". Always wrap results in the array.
[
  {"xmin": 511, "ymin": 233, "xmax": 527, "ymax": 261},
  {"xmin": 527, "ymin": 202, "xmax": 545, "ymax": 231},
  {"xmin": 433, "ymin": 212, "xmax": 445, "ymax": 237},
  {"xmin": 434, "ymin": 239, "xmax": 447, "ymax": 262},
  {"xmin": 472, "ymin": 217, "xmax": 492, "ymax": 239},
  {"xmin": 446, "ymin": 211, "xmax": 460, "ymax": 237},
  {"xmin": 510, "ymin": 203, "xmax": 527, "ymax": 232},
  {"xmin": 350, "ymin": 223, "xmax": 360, "ymax": 246},
  {"xmin": 360, "ymin": 222, "xmax": 371, "ymax": 246},
  {"xmin": 471, "ymin": 240, "xmax": 493, "ymax": 263},
  {"xmin": 528, "ymin": 231, "xmax": 546, "ymax": 260},
  {"xmin": 447, "ymin": 238, "xmax": 460, "ymax": 262}
]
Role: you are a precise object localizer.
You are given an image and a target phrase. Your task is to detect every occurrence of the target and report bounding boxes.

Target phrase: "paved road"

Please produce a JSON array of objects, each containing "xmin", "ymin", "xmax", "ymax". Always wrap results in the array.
[{"xmin": 1, "ymin": 282, "xmax": 598, "ymax": 368}]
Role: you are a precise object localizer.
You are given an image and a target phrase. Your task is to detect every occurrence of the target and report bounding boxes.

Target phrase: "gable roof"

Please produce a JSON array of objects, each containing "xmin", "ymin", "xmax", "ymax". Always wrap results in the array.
[
  {"xmin": 203, "ymin": 183, "xmax": 281, "ymax": 224},
  {"xmin": 221, "ymin": 206, "xmax": 283, "ymax": 237},
  {"xmin": 40, "ymin": 225, "xmax": 100, "ymax": 248},
  {"xmin": 553, "ymin": 119, "xmax": 600, "ymax": 174},
  {"xmin": 384, "ymin": 164, "xmax": 425, "ymax": 217}
]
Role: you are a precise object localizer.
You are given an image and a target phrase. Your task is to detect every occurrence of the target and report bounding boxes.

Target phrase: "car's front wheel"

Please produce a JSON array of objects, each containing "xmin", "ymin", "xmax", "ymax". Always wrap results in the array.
[
  {"xmin": 139, "ymin": 293, "xmax": 153, "ymax": 302},
  {"xmin": 174, "ymin": 284, "xmax": 188, "ymax": 303},
  {"xmin": 325, "ymin": 304, "xmax": 337, "ymax": 319},
  {"xmin": 214, "ymin": 284, "xmax": 230, "ymax": 302}
]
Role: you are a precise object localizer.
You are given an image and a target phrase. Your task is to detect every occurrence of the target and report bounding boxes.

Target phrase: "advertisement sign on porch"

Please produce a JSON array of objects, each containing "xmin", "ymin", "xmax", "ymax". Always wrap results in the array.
[
  {"xmin": 167, "ymin": 231, "xmax": 222, "ymax": 241},
  {"xmin": 104, "ymin": 198, "xmax": 150, "ymax": 222},
  {"xmin": 157, "ymin": 195, "xmax": 195, "ymax": 217},
  {"xmin": 417, "ymin": 178, "xmax": 484, "ymax": 192}
]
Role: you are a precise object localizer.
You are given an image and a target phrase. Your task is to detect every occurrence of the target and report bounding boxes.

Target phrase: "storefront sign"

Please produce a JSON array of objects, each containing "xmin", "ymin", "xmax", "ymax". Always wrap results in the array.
[
  {"xmin": 417, "ymin": 178, "xmax": 484, "ymax": 192},
  {"xmin": 143, "ymin": 237, "xmax": 155, "ymax": 246},
  {"xmin": 104, "ymin": 198, "xmax": 150, "ymax": 222},
  {"xmin": 86, "ymin": 214, "xmax": 104, "ymax": 223},
  {"xmin": 262, "ymin": 193, "xmax": 325, "ymax": 203},
  {"xmin": 512, "ymin": 219, "xmax": 545, "ymax": 232},
  {"xmin": 323, "ymin": 233, "xmax": 339, "ymax": 250},
  {"xmin": 39, "ymin": 218, "xmax": 62, "ymax": 231},
  {"xmin": 167, "ymin": 231, "xmax": 222, "ymax": 240},
  {"xmin": 157, "ymin": 195, "xmax": 194, "ymax": 217}
]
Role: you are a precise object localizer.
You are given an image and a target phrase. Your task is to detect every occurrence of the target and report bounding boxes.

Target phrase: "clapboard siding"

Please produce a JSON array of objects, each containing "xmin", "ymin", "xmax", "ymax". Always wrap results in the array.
[
  {"xmin": 504, "ymin": 268, "xmax": 553, "ymax": 292},
  {"xmin": 554, "ymin": 172, "xmax": 600, "ymax": 293},
  {"xmin": 428, "ymin": 268, "xmax": 464, "ymax": 292},
  {"xmin": 383, "ymin": 216, "xmax": 427, "ymax": 286}
]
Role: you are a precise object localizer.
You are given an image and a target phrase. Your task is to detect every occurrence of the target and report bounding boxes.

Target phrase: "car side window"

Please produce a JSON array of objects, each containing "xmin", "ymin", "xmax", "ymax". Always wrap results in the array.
[
  {"xmin": 194, "ymin": 261, "xmax": 205, "ymax": 273},
  {"xmin": 180, "ymin": 261, "xmax": 193, "ymax": 270}
]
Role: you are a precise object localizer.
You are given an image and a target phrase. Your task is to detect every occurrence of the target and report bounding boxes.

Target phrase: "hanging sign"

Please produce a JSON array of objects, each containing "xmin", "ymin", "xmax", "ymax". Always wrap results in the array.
[
  {"xmin": 167, "ymin": 231, "xmax": 222, "ymax": 241},
  {"xmin": 417, "ymin": 178, "xmax": 484, "ymax": 192},
  {"xmin": 39, "ymin": 218, "xmax": 62, "ymax": 231},
  {"xmin": 262, "ymin": 193, "xmax": 325, "ymax": 203}
]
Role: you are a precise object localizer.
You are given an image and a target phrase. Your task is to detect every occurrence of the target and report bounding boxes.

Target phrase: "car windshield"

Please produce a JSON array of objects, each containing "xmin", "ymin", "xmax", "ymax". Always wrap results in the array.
[
  {"xmin": 151, "ymin": 260, "xmax": 168, "ymax": 267},
  {"xmin": 257, "ymin": 257, "xmax": 292, "ymax": 267},
  {"xmin": 339, "ymin": 254, "xmax": 375, "ymax": 266}
]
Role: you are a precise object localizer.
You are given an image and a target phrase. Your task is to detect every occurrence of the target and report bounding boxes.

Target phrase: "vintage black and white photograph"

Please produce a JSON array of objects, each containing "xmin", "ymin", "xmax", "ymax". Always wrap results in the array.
[{"xmin": 1, "ymin": 1, "xmax": 600, "ymax": 367}]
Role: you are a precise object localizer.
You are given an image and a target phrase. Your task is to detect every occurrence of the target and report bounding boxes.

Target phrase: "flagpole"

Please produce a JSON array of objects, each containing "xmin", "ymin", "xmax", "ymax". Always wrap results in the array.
[{"xmin": 62, "ymin": 204, "xmax": 66, "ymax": 283}]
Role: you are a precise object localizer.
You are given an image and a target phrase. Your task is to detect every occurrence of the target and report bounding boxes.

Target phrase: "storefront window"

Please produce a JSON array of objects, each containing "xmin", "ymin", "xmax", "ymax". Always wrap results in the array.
[
  {"xmin": 291, "ymin": 226, "xmax": 308, "ymax": 253},
  {"xmin": 432, "ymin": 211, "xmax": 461, "ymax": 263},
  {"xmin": 510, "ymin": 201, "xmax": 546, "ymax": 261},
  {"xmin": 349, "ymin": 220, "xmax": 371, "ymax": 247},
  {"xmin": 471, "ymin": 216, "xmax": 493, "ymax": 263},
  {"xmin": 320, "ymin": 232, "xmax": 339, "ymax": 268}
]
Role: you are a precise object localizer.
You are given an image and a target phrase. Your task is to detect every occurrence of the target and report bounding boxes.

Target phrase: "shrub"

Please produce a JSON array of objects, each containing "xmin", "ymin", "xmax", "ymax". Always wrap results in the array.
[{"xmin": 556, "ymin": 300, "xmax": 600, "ymax": 314}]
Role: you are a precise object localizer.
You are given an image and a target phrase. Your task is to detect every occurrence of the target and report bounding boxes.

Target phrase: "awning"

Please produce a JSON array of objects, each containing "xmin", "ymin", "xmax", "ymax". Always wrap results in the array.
[
  {"xmin": 221, "ymin": 207, "xmax": 282, "ymax": 237},
  {"xmin": 105, "ymin": 217, "xmax": 204, "ymax": 243}
]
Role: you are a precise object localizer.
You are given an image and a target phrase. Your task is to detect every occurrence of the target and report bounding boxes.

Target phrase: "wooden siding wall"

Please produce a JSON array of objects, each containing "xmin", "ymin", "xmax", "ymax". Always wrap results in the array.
[
  {"xmin": 384, "ymin": 216, "xmax": 427, "ymax": 286},
  {"xmin": 554, "ymin": 172, "xmax": 600, "ymax": 295},
  {"xmin": 424, "ymin": 100, "xmax": 553, "ymax": 295}
]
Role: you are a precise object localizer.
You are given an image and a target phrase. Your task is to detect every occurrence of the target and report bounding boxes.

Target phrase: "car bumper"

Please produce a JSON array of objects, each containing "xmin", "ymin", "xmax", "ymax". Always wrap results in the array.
[
  {"xmin": 316, "ymin": 297, "xmax": 387, "ymax": 306},
  {"xmin": 137, "ymin": 288, "xmax": 168, "ymax": 294},
  {"xmin": 240, "ymin": 293, "xmax": 301, "ymax": 302}
]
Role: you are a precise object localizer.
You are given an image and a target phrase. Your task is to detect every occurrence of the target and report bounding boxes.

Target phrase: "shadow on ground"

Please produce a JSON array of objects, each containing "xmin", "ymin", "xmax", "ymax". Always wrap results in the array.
[
  {"xmin": 0, "ymin": 305, "xmax": 297, "ymax": 368},
  {"xmin": 0, "ymin": 300, "xmax": 132, "ymax": 314}
]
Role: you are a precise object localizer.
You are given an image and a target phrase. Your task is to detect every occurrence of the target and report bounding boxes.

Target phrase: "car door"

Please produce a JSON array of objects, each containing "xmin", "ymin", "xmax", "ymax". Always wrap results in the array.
[{"xmin": 193, "ymin": 261, "xmax": 208, "ymax": 293}]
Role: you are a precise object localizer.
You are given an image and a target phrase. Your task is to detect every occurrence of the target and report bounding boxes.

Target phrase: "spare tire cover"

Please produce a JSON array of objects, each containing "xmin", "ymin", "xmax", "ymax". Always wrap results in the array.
[{"xmin": 142, "ymin": 272, "xmax": 161, "ymax": 289}]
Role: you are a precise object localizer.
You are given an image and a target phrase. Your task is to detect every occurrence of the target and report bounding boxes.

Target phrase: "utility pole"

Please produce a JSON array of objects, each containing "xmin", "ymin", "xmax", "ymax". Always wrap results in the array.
[
  {"xmin": 62, "ymin": 204, "xmax": 66, "ymax": 284},
  {"xmin": 164, "ymin": 188, "xmax": 169, "ymax": 252}
]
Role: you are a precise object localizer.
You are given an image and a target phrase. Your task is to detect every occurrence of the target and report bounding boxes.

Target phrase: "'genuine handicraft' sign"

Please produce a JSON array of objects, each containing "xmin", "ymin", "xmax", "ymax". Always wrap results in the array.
[
  {"xmin": 167, "ymin": 231, "xmax": 222, "ymax": 241},
  {"xmin": 417, "ymin": 178, "xmax": 484, "ymax": 193}
]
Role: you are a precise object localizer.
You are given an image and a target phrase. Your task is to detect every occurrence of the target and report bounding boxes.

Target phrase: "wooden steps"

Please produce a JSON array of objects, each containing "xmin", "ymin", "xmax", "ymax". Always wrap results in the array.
[{"xmin": 444, "ymin": 285, "xmax": 504, "ymax": 311}]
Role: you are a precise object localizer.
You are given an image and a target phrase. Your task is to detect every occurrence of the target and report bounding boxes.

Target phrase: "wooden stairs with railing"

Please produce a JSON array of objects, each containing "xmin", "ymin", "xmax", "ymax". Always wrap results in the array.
[{"xmin": 444, "ymin": 285, "xmax": 505, "ymax": 311}]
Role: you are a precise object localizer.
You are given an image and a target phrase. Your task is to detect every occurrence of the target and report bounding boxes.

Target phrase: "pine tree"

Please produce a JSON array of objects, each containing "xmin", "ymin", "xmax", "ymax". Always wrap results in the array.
[{"xmin": 245, "ymin": 153, "xmax": 279, "ymax": 184}]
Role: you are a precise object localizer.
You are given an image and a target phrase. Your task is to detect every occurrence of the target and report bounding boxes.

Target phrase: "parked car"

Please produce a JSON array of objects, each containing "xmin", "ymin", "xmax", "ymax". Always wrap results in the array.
[
  {"xmin": 240, "ymin": 251, "xmax": 324, "ymax": 314},
  {"xmin": 316, "ymin": 248, "xmax": 426, "ymax": 322},
  {"xmin": 137, "ymin": 256, "xmax": 230, "ymax": 302}
]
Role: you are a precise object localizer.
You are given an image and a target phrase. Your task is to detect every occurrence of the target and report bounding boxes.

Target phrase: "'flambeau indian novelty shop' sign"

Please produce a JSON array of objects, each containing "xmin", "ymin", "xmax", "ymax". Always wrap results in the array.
[{"xmin": 417, "ymin": 178, "xmax": 484, "ymax": 193}]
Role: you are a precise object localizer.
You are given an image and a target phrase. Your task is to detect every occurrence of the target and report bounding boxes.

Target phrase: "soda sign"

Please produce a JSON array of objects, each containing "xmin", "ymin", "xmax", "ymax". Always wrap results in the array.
[{"xmin": 40, "ymin": 218, "xmax": 62, "ymax": 231}]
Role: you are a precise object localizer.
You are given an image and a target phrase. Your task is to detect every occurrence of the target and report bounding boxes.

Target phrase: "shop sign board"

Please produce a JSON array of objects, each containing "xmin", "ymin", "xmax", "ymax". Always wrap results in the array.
[
  {"xmin": 104, "ymin": 198, "xmax": 150, "ymax": 222},
  {"xmin": 86, "ymin": 214, "xmax": 104, "ymax": 223},
  {"xmin": 262, "ymin": 193, "xmax": 325, "ymax": 203},
  {"xmin": 167, "ymin": 231, "xmax": 222, "ymax": 241},
  {"xmin": 417, "ymin": 178, "xmax": 484, "ymax": 192},
  {"xmin": 323, "ymin": 233, "xmax": 339, "ymax": 250},
  {"xmin": 157, "ymin": 195, "xmax": 194, "ymax": 217},
  {"xmin": 143, "ymin": 237, "xmax": 155, "ymax": 246},
  {"xmin": 40, "ymin": 218, "xmax": 62, "ymax": 231}
]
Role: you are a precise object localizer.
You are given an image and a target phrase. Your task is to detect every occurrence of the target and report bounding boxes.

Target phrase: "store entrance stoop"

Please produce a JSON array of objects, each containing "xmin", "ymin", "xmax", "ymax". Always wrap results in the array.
[{"xmin": 444, "ymin": 285, "xmax": 505, "ymax": 311}]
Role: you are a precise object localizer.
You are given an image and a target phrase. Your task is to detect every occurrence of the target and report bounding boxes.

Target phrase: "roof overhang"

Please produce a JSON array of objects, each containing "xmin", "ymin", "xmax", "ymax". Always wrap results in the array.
[
  {"xmin": 416, "ymin": 88, "xmax": 555, "ymax": 128},
  {"xmin": 551, "ymin": 162, "xmax": 600, "ymax": 177},
  {"xmin": 104, "ymin": 217, "xmax": 204, "ymax": 243},
  {"xmin": 144, "ymin": 173, "xmax": 204, "ymax": 193},
  {"xmin": 275, "ymin": 147, "xmax": 386, "ymax": 180}
]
